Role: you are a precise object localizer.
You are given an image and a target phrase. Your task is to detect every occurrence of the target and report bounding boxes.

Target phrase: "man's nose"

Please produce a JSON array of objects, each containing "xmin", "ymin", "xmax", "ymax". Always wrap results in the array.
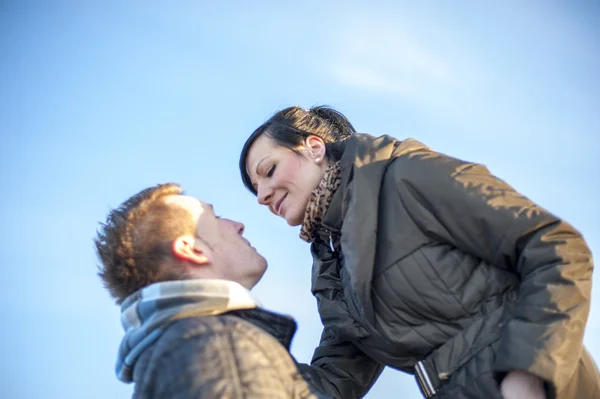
[{"xmin": 227, "ymin": 220, "xmax": 245, "ymax": 235}]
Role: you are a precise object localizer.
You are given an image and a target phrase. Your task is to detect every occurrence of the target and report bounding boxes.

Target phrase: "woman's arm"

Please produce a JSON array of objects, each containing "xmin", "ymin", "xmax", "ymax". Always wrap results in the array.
[
  {"xmin": 389, "ymin": 147, "xmax": 593, "ymax": 396},
  {"xmin": 298, "ymin": 327, "xmax": 384, "ymax": 399}
]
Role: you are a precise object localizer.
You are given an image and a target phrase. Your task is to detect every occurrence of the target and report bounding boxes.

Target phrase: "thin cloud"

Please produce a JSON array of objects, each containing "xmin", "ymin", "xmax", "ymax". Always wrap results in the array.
[{"xmin": 321, "ymin": 12, "xmax": 492, "ymax": 131}]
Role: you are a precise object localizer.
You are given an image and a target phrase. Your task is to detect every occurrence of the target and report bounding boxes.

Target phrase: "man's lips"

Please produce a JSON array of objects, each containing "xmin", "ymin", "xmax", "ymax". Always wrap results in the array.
[
  {"xmin": 243, "ymin": 238, "xmax": 256, "ymax": 251},
  {"xmin": 275, "ymin": 193, "xmax": 288, "ymax": 216}
]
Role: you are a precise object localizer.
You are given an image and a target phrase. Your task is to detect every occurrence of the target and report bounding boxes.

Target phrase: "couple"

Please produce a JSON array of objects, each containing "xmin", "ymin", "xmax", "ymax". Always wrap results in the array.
[{"xmin": 96, "ymin": 106, "xmax": 599, "ymax": 398}]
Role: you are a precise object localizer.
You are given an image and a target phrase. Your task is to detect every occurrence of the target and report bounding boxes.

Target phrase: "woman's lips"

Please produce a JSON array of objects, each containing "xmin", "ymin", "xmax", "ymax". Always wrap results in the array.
[{"xmin": 276, "ymin": 193, "xmax": 288, "ymax": 216}]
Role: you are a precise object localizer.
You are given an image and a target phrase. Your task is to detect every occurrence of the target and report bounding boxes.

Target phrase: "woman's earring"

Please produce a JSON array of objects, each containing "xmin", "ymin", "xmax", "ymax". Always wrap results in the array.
[{"xmin": 316, "ymin": 157, "xmax": 321, "ymax": 164}]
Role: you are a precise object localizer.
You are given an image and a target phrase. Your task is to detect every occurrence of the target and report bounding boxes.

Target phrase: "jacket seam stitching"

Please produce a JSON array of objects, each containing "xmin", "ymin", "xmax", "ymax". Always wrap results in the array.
[
  {"xmin": 394, "ymin": 255, "xmax": 451, "ymax": 341},
  {"xmin": 420, "ymin": 248, "xmax": 472, "ymax": 317},
  {"xmin": 224, "ymin": 329, "xmax": 247, "ymax": 398}
]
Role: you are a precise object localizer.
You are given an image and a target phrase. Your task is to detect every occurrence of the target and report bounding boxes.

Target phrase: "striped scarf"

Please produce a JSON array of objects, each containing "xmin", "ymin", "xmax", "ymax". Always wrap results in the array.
[{"xmin": 116, "ymin": 279, "xmax": 261, "ymax": 382}]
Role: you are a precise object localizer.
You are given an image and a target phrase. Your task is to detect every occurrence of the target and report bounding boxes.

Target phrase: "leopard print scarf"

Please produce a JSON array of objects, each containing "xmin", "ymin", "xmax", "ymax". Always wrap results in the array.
[{"xmin": 300, "ymin": 161, "xmax": 342, "ymax": 243}]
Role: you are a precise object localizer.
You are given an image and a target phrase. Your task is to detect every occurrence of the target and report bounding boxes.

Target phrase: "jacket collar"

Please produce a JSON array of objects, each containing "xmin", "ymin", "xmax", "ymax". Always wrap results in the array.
[
  {"xmin": 318, "ymin": 133, "xmax": 430, "ymax": 325},
  {"xmin": 227, "ymin": 308, "xmax": 298, "ymax": 350}
]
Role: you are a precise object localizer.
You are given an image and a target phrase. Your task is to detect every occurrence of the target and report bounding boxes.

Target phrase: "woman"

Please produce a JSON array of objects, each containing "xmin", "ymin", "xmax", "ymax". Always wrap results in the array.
[{"xmin": 238, "ymin": 106, "xmax": 599, "ymax": 399}]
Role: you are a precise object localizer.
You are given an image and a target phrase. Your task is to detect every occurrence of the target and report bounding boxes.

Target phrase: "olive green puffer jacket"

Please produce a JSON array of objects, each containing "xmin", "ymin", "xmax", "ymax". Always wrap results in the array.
[{"xmin": 299, "ymin": 134, "xmax": 599, "ymax": 399}]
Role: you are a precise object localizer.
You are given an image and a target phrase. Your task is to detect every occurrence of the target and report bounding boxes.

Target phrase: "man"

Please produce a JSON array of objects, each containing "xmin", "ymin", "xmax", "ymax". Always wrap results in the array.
[{"xmin": 95, "ymin": 183, "xmax": 329, "ymax": 399}]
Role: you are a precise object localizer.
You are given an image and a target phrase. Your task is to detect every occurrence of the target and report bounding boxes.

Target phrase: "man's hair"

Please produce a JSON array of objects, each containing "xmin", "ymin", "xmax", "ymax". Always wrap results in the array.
[{"xmin": 95, "ymin": 183, "xmax": 196, "ymax": 304}]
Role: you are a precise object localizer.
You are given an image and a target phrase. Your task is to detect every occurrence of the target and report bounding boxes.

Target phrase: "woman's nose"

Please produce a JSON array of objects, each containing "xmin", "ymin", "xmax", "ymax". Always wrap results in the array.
[{"xmin": 257, "ymin": 184, "xmax": 273, "ymax": 205}]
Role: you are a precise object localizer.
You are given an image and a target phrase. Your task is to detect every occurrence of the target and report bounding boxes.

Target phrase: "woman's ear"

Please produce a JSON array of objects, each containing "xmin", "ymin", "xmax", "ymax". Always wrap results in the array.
[
  {"xmin": 172, "ymin": 235, "xmax": 210, "ymax": 265},
  {"xmin": 305, "ymin": 135, "xmax": 326, "ymax": 163}
]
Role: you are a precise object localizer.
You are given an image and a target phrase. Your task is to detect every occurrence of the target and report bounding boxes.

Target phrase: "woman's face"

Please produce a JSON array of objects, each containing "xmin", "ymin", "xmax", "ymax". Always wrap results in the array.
[{"xmin": 246, "ymin": 134, "xmax": 327, "ymax": 226}]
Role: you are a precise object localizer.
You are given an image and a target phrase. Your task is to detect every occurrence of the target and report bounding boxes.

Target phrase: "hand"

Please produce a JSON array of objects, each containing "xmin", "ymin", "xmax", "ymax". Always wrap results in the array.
[{"xmin": 501, "ymin": 370, "xmax": 546, "ymax": 399}]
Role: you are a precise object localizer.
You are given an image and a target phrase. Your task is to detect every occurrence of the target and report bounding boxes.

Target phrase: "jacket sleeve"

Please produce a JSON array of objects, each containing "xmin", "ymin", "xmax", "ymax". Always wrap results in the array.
[
  {"xmin": 297, "ymin": 327, "xmax": 384, "ymax": 399},
  {"xmin": 149, "ymin": 321, "xmax": 307, "ymax": 399},
  {"xmin": 390, "ymin": 147, "xmax": 593, "ymax": 396}
]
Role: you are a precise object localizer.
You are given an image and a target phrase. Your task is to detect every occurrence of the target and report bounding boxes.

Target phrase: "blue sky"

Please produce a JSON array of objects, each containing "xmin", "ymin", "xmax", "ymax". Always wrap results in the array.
[{"xmin": 1, "ymin": 1, "xmax": 598, "ymax": 398}]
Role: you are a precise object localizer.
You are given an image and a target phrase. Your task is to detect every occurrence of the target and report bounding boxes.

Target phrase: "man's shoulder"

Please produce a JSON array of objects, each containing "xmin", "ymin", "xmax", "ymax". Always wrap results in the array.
[
  {"xmin": 139, "ymin": 312, "xmax": 297, "ymax": 381},
  {"xmin": 132, "ymin": 313, "xmax": 327, "ymax": 399},
  {"xmin": 135, "ymin": 314, "xmax": 270, "ymax": 378},
  {"xmin": 133, "ymin": 313, "xmax": 308, "ymax": 398}
]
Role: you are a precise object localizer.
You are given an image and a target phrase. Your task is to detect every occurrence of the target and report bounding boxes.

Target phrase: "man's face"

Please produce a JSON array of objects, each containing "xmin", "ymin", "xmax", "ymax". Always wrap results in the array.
[{"xmin": 164, "ymin": 195, "xmax": 267, "ymax": 289}]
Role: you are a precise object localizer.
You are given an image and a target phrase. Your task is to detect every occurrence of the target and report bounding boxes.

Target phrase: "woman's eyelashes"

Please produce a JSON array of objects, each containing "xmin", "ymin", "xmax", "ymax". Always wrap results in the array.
[{"xmin": 266, "ymin": 164, "xmax": 276, "ymax": 178}]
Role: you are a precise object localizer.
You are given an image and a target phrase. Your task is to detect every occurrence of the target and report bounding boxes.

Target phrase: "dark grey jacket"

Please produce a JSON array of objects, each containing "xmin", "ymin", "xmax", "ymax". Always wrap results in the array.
[
  {"xmin": 299, "ymin": 134, "xmax": 599, "ymax": 398},
  {"xmin": 132, "ymin": 308, "xmax": 330, "ymax": 399}
]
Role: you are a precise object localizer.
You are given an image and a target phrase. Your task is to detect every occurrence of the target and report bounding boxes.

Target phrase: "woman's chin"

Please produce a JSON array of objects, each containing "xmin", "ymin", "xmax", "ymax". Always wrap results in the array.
[{"xmin": 283, "ymin": 213, "xmax": 303, "ymax": 227}]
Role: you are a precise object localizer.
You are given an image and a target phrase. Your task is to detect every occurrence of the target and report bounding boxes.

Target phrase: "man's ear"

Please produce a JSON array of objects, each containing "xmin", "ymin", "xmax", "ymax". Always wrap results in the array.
[
  {"xmin": 305, "ymin": 135, "xmax": 326, "ymax": 161},
  {"xmin": 172, "ymin": 235, "xmax": 210, "ymax": 265}
]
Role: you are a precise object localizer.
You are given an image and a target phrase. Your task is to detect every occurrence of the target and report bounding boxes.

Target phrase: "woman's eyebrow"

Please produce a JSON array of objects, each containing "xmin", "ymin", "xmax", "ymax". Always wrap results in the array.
[{"xmin": 254, "ymin": 156, "xmax": 268, "ymax": 176}]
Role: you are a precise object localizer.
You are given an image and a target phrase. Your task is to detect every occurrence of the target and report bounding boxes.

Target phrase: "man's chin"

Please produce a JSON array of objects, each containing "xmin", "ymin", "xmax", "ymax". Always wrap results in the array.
[
  {"xmin": 254, "ymin": 259, "xmax": 268, "ymax": 278},
  {"xmin": 249, "ymin": 268, "xmax": 268, "ymax": 290}
]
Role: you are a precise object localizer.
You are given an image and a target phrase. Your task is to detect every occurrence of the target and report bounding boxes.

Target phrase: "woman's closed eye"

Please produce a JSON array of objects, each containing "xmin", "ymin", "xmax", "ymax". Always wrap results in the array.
[{"xmin": 266, "ymin": 164, "xmax": 276, "ymax": 178}]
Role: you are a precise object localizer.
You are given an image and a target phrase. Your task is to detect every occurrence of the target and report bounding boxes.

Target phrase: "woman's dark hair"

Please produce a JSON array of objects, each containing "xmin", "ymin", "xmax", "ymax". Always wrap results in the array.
[{"xmin": 239, "ymin": 105, "xmax": 356, "ymax": 195}]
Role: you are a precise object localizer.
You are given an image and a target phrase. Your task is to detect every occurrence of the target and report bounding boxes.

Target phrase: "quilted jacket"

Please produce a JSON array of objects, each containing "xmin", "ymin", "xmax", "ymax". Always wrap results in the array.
[
  {"xmin": 132, "ymin": 307, "xmax": 331, "ymax": 399},
  {"xmin": 299, "ymin": 133, "xmax": 599, "ymax": 399}
]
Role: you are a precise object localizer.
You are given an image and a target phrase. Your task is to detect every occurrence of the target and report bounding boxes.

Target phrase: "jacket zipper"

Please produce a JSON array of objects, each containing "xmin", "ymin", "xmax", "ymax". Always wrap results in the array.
[{"xmin": 320, "ymin": 225, "xmax": 339, "ymax": 254}]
